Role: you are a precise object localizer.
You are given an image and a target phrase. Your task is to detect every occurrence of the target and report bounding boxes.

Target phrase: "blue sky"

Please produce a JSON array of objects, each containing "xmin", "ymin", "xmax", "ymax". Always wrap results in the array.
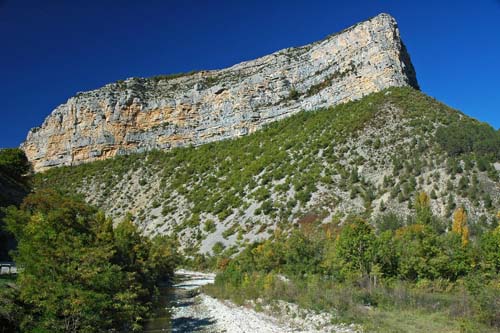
[{"xmin": 1, "ymin": 0, "xmax": 499, "ymax": 148}]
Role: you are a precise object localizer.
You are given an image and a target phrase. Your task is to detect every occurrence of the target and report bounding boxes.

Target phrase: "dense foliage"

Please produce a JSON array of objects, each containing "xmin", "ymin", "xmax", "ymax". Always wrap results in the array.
[
  {"xmin": 0, "ymin": 148, "xmax": 30, "ymax": 179},
  {"xmin": 204, "ymin": 193, "xmax": 500, "ymax": 332},
  {"xmin": 0, "ymin": 149, "xmax": 30, "ymax": 261},
  {"xmin": 436, "ymin": 118, "xmax": 500, "ymax": 159},
  {"xmin": 0, "ymin": 190, "xmax": 179, "ymax": 332}
]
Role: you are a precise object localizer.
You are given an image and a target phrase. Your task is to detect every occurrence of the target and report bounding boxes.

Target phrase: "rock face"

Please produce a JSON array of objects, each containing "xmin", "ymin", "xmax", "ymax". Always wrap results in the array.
[{"xmin": 22, "ymin": 13, "xmax": 418, "ymax": 171}]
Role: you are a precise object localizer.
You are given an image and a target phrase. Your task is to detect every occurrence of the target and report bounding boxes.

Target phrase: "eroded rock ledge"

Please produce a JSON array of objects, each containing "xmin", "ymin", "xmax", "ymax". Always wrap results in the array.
[{"xmin": 22, "ymin": 13, "xmax": 418, "ymax": 171}]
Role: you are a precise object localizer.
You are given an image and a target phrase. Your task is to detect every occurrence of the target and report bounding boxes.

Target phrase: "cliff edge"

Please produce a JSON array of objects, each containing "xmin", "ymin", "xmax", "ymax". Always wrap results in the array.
[{"xmin": 22, "ymin": 13, "xmax": 418, "ymax": 171}]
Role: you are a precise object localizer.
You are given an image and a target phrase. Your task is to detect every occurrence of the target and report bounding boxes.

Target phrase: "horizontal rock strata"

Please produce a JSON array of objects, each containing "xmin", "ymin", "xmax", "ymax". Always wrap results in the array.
[{"xmin": 22, "ymin": 13, "xmax": 418, "ymax": 171}]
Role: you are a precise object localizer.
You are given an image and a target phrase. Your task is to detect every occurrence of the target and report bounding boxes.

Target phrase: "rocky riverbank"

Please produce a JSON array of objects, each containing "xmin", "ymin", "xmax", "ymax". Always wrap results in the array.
[{"xmin": 171, "ymin": 270, "xmax": 360, "ymax": 333}]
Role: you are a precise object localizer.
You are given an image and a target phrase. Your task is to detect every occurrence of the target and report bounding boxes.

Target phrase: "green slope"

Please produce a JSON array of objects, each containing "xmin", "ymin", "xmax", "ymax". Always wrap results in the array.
[{"xmin": 34, "ymin": 87, "xmax": 500, "ymax": 253}]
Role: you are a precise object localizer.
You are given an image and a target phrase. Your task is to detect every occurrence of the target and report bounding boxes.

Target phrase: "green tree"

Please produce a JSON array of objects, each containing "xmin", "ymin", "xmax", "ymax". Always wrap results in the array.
[
  {"xmin": 0, "ymin": 284, "xmax": 25, "ymax": 333},
  {"xmin": 480, "ymin": 226, "xmax": 500, "ymax": 273},
  {"xmin": 394, "ymin": 224, "xmax": 441, "ymax": 281},
  {"xmin": 0, "ymin": 148, "xmax": 30, "ymax": 179},
  {"xmin": 373, "ymin": 230, "xmax": 399, "ymax": 278},
  {"xmin": 147, "ymin": 235, "xmax": 180, "ymax": 282},
  {"xmin": 439, "ymin": 232, "xmax": 473, "ymax": 280},
  {"xmin": 333, "ymin": 217, "xmax": 374, "ymax": 278},
  {"xmin": 3, "ymin": 190, "xmax": 177, "ymax": 332},
  {"xmin": 282, "ymin": 229, "xmax": 322, "ymax": 276}
]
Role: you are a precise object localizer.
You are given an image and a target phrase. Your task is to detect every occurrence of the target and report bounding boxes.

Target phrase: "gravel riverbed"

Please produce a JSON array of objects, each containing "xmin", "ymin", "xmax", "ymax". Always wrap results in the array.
[{"xmin": 171, "ymin": 270, "xmax": 361, "ymax": 333}]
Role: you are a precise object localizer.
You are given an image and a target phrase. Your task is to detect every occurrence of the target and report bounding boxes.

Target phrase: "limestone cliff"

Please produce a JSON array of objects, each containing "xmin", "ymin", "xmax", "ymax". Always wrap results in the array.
[{"xmin": 22, "ymin": 13, "xmax": 418, "ymax": 171}]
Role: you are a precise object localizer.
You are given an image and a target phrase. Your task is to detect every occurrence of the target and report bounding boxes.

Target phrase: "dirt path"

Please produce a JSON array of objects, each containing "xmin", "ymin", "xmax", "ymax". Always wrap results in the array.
[{"xmin": 171, "ymin": 270, "xmax": 361, "ymax": 333}]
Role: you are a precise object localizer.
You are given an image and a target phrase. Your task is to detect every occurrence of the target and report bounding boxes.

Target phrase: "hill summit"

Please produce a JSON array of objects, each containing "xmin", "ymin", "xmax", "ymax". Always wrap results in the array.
[{"xmin": 22, "ymin": 13, "xmax": 418, "ymax": 171}]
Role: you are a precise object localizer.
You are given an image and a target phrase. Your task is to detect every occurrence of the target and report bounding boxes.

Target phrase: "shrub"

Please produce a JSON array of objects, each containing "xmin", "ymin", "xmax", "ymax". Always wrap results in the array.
[
  {"xmin": 288, "ymin": 88, "xmax": 300, "ymax": 100},
  {"xmin": 204, "ymin": 219, "xmax": 216, "ymax": 233}
]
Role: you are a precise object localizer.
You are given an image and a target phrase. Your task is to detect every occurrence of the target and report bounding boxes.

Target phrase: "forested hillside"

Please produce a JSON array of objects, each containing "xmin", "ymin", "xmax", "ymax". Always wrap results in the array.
[{"xmin": 34, "ymin": 87, "xmax": 500, "ymax": 255}]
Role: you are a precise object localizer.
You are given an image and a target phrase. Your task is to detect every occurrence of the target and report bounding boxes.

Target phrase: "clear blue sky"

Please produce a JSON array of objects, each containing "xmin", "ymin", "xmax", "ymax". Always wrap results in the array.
[{"xmin": 1, "ymin": 0, "xmax": 499, "ymax": 148}]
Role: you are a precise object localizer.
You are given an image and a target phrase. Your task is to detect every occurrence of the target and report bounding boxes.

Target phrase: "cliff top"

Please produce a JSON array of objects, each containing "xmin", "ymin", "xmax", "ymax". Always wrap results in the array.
[{"xmin": 23, "ymin": 12, "xmax": 418, "ymax": 171}]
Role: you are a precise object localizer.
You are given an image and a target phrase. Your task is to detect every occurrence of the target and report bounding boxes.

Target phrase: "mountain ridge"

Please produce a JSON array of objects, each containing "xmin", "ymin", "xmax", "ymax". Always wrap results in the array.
[{"xmin": 22, "ymin": 13, "xmax": 417, "ymax": 171}]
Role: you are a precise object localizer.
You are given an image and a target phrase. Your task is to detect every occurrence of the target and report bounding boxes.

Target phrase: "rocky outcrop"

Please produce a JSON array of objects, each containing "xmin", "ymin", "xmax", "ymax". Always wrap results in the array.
[{"xmin": 22, "ymin": 13, "xmax": 418, "ymax": 171}]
